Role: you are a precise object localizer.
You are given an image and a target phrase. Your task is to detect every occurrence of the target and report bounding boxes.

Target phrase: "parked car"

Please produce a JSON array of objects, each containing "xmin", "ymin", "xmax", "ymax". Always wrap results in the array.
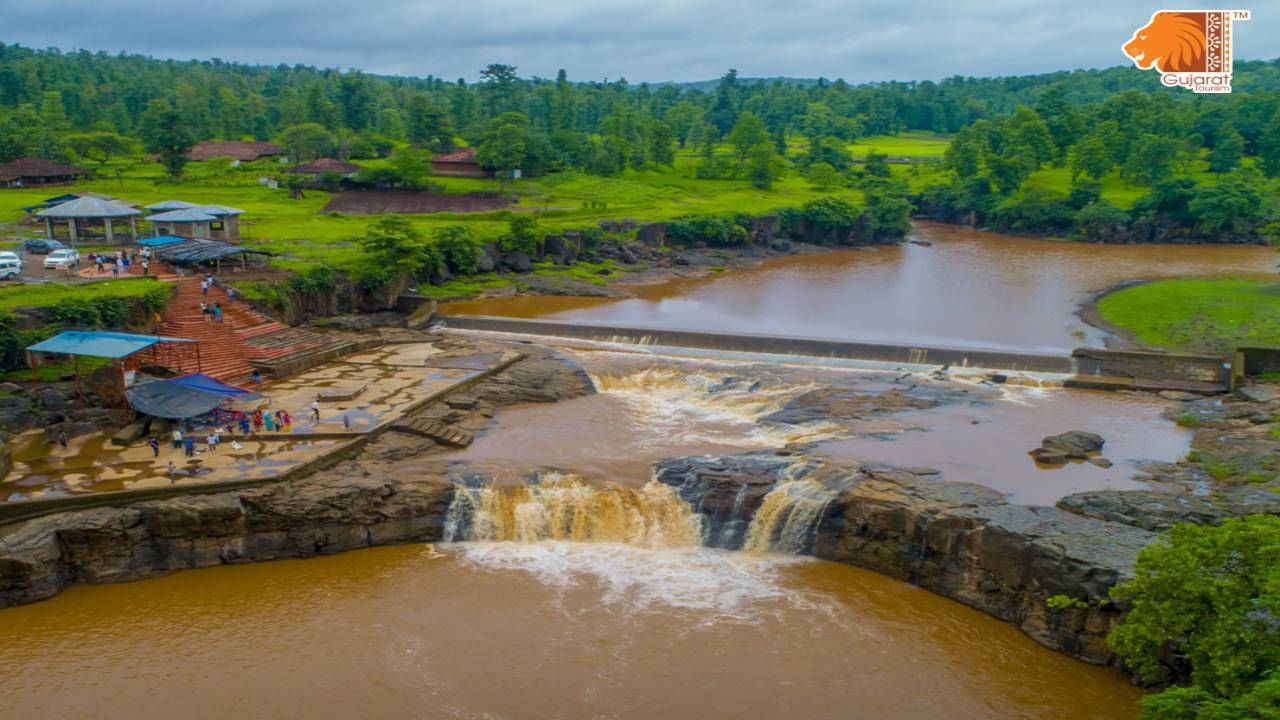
[
  {"xmin": 43, "ymin": 249, "xmax": 80, "ymax": 270},
  {"xmin": 0, "ymin": 251, "xmax": 22, "ymax": 270},
  {"xmin": 0, "ymin": 258, "xmax": 20, "ymax": 280},
  {"xmin": 24, "ymin": 238, "xmax": 67, "ymax": 254}
]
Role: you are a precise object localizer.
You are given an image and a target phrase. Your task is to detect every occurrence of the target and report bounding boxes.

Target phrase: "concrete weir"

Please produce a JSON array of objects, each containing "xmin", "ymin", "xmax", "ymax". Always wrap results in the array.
[
  {"xmin": 439, "ymin": 315, "xmax": 1234, "ymax": 392},
  {"xmin": 439, "ymin": 315, "xmax": 1078, "ymax": 373}
]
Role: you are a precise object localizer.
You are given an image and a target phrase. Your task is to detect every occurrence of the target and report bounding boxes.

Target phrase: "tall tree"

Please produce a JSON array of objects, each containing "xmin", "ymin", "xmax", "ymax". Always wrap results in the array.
[
  {"xmin": 139, "ymin": 100, "xmax": 194, "ymax": 178},
  {"xmin": 1208, "ymin": 122, "xmax": 1245, "ymax": 175}
]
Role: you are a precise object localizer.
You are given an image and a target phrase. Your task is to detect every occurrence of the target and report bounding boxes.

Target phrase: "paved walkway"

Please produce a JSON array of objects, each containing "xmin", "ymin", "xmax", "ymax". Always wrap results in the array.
[{"xmin": 0, "ymin": 343, "xmax": 516, "ymax": 502}]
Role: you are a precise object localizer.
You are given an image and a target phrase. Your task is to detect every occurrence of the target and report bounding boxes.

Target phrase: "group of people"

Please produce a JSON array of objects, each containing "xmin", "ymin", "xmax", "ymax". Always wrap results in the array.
[
  {"xmin": 200, "ymin": 300, "xmax": 224, "ymax": 322},
  {"xmin": 89, "ymin": 248, "xmax": 151, "ymax": 277}
]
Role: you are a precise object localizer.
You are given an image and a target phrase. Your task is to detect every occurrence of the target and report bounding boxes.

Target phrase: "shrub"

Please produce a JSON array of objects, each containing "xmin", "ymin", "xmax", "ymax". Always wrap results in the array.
[{"xmin": 1109, "ymin": 515, "xmax": 1280, "ymax": 718}]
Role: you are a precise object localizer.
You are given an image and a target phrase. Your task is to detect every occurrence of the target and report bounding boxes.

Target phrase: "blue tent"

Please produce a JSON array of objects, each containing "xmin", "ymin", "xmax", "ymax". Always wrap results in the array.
[
  {"xmin": 137, "ymin": 235, "xmax": 188, "ymax": 247},
  {"xmin": 125, "ymin": 373, "xmax": 261, "ymax": 419}
]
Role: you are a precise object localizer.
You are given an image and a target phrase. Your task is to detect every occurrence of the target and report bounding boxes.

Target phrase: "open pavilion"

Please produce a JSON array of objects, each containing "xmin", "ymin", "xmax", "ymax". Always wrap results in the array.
[
  {"xmin": 26, "ymin": 331, "xmax": 201, "ymax": 413},
  {"xmin": 35, "ymin": 196, "xmax": 142, "ymax": 246}
]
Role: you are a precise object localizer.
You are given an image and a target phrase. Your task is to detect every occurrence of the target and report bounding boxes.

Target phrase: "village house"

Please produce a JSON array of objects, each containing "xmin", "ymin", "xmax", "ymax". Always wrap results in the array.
[
  {"xmin": 284, "ymin": 158, "xmax": 361, "ymax": 178},
  {"xmin": 429, "ymin": 147, "xmax": 489, "ymax": 178},
  {"xmin": 0, "ymin": 157, "xmax": 88, "ymax": 188}
]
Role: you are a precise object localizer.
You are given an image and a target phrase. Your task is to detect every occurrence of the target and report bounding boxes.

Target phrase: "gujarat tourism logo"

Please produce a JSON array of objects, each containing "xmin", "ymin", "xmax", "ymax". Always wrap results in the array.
[{"xmin": 1123, "ymin": 9, "xmax": 1251, "ymax": 92}]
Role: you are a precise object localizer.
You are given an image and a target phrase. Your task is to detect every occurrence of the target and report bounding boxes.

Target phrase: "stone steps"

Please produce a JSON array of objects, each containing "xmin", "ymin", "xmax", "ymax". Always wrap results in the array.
[{"xmin": 388, "ymin": 418, "xmax": 474, "ymax": 447}]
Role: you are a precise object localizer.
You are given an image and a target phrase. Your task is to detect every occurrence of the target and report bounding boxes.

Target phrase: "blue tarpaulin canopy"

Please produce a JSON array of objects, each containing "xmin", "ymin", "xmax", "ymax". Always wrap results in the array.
[
  {"xmin": 125, "ymin": 373, "xmax": 262, "ymax": 419},
  {"xmin": 26, "ymin": 331, "xmax": 195, "ymax": 360},
  {"xmin": 137, "ymin": 235, "xmax": 187, "ymax": 247}
]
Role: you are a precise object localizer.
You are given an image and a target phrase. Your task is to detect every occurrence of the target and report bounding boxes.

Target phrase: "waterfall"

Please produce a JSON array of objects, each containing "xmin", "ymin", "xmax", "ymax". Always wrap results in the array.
[
  {"xmin": 741, "ymin": 478, "xmax": 837, "ymax": 555},
  {"xmin": 443, "ymin": 473, "xmax": 704, "ymax": 548}
]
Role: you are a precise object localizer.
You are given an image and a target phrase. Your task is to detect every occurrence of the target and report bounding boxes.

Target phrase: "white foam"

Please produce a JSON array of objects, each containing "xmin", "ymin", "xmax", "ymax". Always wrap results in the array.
[{"xmin": 452, "ymin": 541, "xmax": 838, "ymax": 623}]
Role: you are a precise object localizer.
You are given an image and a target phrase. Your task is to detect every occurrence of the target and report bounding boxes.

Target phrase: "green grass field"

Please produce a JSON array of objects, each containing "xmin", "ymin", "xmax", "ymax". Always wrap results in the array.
[
  {"xmin": 0, "ymin": 150, "xmax": 883, "ymax": 274},
  {"xmin": 850, "ymin": 131, "xmax": 951, "ymax": 159},
  {"xmin": 1098, "ymin": 278, "xmax": 1280, "ymax": 353},
  {"xmin": 0, "ymin": 277, "xmax": 164, "ymax": 313}
]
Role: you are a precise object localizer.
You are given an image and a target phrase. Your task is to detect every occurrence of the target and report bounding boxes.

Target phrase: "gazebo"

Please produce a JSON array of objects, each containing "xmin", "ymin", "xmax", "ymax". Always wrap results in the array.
[{"xmin": 36, "ymin": 196, "xmax": 142, "ymax": 245}]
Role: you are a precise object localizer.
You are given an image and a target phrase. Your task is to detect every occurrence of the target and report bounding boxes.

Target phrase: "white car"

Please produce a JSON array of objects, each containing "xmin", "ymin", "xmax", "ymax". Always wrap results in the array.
[
  {"xmin": 0, "ymin": 251, "xmax": 22, "ymax": 271},
  {"xmin": 0, "ymin": 258, "xmax": 20, "ymax": 280},
  {"xmin": 43, "ymin": 249, "xmax": 80, "ymax": 270}
]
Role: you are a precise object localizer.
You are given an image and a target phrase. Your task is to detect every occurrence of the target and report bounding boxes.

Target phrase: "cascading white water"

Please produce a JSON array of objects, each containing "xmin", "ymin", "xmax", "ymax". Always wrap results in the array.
[
  {"xmin": 742, "ymin": 478, "xmax": 838, "ymax": 554},
  {"xmin": 587, "ymin": 367, "xmax": 846, "ymax": 446}
]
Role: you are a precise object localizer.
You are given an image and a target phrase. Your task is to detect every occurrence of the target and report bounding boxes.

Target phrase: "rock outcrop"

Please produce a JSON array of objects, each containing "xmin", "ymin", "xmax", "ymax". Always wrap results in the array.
[
  {"xmin": 0, "ymin": 468, "xmax": 454, "ymax": 608},
  {"xmin": 657, "ymin": 453, "xmax": 1156, "ymax": 665}
]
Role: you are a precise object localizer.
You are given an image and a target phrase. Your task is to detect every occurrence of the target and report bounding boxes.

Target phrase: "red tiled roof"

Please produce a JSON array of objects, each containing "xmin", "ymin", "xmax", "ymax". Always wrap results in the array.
[
  {"xmin": 285, "ymin": 158, "xmax": 361, "ymax": 174},
  {"xmin": 0, "ymin": 157, "xmax": 86, "ymax": 178},
  {"xmin": 431, "ymin": 147, "xmax": 479, "ymax": 164},
  {"xmin": 187, "ymin": 141, "xmax": 284, "ymax": 162}
]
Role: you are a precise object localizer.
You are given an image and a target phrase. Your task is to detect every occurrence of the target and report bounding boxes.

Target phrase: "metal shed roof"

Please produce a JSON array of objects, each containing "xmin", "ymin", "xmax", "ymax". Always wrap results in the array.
[
  {"xmin": 147, "ymin": 208, "xmax": 217, "ymax": 222},
  {"xmin": 192, "ymin": 204, "xmax": 245, "ymax": 216},
  {"xmin": 36, "ymin": 196, "xmax": 142, "ymax": 219},
  {"xmin": 146, "ymin": 200, "xmax": 198, "ymax": 211},
  {"xmin": 155, "ymin": 238, "xmax": 271, "ymax": 264},
  {"xmin": 27, "ymin": 331, "xmax": 194, "ymax": 359}
]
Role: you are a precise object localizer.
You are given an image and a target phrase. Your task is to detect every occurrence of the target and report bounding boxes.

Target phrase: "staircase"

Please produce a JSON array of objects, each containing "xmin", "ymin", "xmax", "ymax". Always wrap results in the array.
[{"xmin": 153, "ymin": 277, "xmax": 351, "ymax": 383}]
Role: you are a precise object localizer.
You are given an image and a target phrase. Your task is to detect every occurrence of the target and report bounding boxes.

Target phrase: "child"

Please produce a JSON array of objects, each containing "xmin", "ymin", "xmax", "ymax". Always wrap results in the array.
[
  {"xmin": 264, "ymin": 412, "xmax": 275, "ymax": 432},
  {"xmin": 148, "ymin": 436, "xmax": 160, "ymax": 457}
]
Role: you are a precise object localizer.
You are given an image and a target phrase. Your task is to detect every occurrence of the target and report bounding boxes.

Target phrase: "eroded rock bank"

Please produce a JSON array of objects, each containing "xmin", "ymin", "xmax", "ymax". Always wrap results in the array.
[{"xmin": 656, "ymin": 453, "xmax": 1155, "ymax": 665}]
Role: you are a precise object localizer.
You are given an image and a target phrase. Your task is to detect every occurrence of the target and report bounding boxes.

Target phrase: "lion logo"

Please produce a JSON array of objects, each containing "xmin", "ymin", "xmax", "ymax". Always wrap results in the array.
[
  {"xmin": 1123, "ymin": 12, "xmax": 1207, "ymax": 72},
  {"xmin": 1123, "ymin": 10, "xmax": 1250, "ymax": 93}
]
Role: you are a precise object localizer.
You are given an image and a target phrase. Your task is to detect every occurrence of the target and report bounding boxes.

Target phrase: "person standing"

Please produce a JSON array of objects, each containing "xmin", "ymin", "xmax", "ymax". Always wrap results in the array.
[
  {"xmin": 148, "ymin": 436, "xmax": 160, "ymax": 457},
  {"xmin": 142, "ymin": 259, "xmax": 150, "ymax": 276},
  {"xmin": 310, "ymin": 399, "xmax": 321, "ymax": 423},
  {"xmin": 264, "ymin": 412, "xmax": 275, "ymax": 432},
  {"xmin": 183, "ymin": 435, "xmax": 195, "ymax": 457},
  {"xmin": 200, "ymin": 301, "xmax": 210, "ymax": 322},
  {"xmin": 206, "ymin": 432, "xmax": 217, "ymax": 453},
  {"xmin": 172, "ymin": 428, "xmax": 183, "ymax": 449},
  {"xmin": 213, "ymin": 302, "xmax": 223, "ymax": 323}
]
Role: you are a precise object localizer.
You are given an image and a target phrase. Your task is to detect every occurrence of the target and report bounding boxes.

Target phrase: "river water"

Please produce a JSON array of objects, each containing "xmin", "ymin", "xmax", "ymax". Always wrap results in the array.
[
  {"xmin": 444, "ymin": 222, "xmax": 1276, "ymax": 351},
  {"xmin": 0, "ymin": 542, "xmax": 1141, "ymax": 720},
  {"xmin": 11, "ymin": 224, "xmax": 1264, "ymax": 718}
]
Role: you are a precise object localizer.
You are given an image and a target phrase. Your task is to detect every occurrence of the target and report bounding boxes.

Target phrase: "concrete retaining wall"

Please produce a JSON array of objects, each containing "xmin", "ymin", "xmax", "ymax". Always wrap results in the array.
[
  {"xmin": 1239, "ymin": 347, "xmax": 1280, "ymax": 377},
  {"xmin": 1071, "ymin": 347, "xmax": 1231, "ymax": 388},
  {"xmin": 441, "ymin": 315, "xmax": 1077, "ymax": 373}
]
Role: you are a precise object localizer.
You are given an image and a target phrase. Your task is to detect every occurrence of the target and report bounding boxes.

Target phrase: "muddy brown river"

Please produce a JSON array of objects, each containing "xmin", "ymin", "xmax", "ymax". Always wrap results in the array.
[
  {"xmin": 0, "ymin": 544, "xmax": 1141, "ymax": 720},
  {"xmin": 445, "ymin": 222, "xmax": 1276, "ymax": 351},
  {"xmin": 10, "ymin": 224, "xmax": 1265, "ymax": 719}
]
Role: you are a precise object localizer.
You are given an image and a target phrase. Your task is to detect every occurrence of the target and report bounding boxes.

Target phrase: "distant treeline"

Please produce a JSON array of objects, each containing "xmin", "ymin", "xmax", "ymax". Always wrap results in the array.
[{"xmin": 1, "ymin": 44, "xmax": 1278, "ymax": 239}]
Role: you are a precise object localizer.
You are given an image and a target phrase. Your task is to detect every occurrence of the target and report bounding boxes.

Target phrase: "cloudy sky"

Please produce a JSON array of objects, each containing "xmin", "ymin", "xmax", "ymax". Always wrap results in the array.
[{"xmin": 0, "ymin": 0, "xmax": 1274, "ymax": 83}]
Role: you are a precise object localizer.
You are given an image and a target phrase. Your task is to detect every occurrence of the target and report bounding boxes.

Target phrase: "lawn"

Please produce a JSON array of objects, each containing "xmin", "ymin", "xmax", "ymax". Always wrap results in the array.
[
  {"xmin": 0, "ymin": 277, "xmax": 165, "ymax": 313},
  {"xmin": 0, "ymin": 150, "xmax": 873, "ymax": 274},
  {"xmin": 850, "ymin": 131, "xmax": 951, "ymax": 159},
  {"xmin": 1098, "ymin": 278, "xmax": 1280, "ymax": 353}
]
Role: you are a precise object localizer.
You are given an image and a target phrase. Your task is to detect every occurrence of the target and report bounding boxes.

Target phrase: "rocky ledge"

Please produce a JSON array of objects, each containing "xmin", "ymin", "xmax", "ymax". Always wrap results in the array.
[
  {"xmin": 656, "ymin": 453, "xmax": 1156, "ymax": 665},
  {"xmin": 0, "ymin": 469, "xmax": 455, "ymax": 608}
]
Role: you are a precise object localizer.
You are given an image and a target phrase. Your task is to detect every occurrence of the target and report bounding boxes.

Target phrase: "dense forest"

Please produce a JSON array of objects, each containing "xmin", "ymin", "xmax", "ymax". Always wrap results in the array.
[{"xmin": 1, "ymin": 43, "xmax": 1279, "ymax": 245}]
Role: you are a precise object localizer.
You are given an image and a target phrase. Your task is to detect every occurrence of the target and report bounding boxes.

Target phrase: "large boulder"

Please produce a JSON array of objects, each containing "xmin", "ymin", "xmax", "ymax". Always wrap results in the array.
[
  {"xmin": 501, "ymin": 251, "xmax": 533, "ymax": 273},
  {"xmin": 1030, "ymin": 431, "xmax": 1105, "ymax": 465},
  {"xmin": 654, "ymin": 452, "xmax": 801, "ymax": 548}
]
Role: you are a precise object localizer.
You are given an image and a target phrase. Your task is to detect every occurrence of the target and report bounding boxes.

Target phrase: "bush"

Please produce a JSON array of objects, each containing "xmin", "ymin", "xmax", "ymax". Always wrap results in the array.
[
  {"xmin": 665, "ymin": 215, "xmax": 749, "ymax": 247},
  {"xmin": 436, "ymin": 225, "xmax": 482, "ymax": 275},
  {"xmin": 498, "ymin": 214, "xmax": 541, "ymax": 255},
  {"xmin": 1109, "ymin": 515, "xmax": 1280, "ymax": 718},
  {"xmin": 799, "ymin": 196, "xmax": 861, "ymax": 244}
]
